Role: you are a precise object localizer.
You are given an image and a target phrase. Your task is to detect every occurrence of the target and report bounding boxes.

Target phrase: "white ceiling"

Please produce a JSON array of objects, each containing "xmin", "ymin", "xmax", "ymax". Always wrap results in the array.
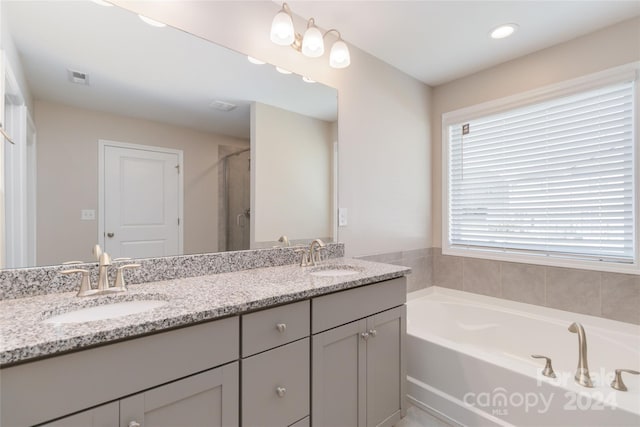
[{"xmin": 288, "ymin": 0, "xmax": 640, "ymax": 86}]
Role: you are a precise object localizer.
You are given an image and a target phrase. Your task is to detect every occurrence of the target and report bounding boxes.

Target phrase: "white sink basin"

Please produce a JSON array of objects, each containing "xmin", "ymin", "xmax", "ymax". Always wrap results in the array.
[
  {"xmin": 43, "ymin": 300, "xmax": 168, "ymax": 324},
  {"xmin": 309, "ymin": 265, "xmax": 361, "ymax": 277}
]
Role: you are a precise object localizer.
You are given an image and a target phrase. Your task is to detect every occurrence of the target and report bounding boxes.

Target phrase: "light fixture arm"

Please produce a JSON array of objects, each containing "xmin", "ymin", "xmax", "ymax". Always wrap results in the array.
[{"xmin": 322, "ymin": 29, "xmax": 342, "ymax": 40}]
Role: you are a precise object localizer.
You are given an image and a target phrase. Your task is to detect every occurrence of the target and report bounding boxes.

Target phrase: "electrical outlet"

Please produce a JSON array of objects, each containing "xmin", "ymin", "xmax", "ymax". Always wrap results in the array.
[
  {"xmin": 81, "ymin": 209, "xmax": 96, "ymax": 220},
  {"xmin": 338, "ymin": 208, "xmax": 348, "ymax": 226}
]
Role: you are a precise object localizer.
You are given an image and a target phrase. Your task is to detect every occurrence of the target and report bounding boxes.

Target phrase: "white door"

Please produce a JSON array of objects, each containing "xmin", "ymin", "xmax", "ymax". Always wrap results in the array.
[{"xmin": 101, "ymin": 141, "xmax": 182, "ymax": 259}]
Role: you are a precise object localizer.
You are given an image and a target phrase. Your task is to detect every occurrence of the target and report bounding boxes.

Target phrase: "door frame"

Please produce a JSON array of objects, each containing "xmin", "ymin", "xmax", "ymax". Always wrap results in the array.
[
  {"xmin": 0, "ymin": 52, "xmax": 36, "ymax": 268},
  {"xmin": 97, "ymin": 139, "xmax": 184, "ymax": 254}
]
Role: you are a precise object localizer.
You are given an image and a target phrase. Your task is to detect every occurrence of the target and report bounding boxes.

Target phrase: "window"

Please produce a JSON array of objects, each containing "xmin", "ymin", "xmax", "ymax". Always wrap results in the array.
[{"xmin": 443, "ymin": 68, "xmax": 638, "ymax": 273}]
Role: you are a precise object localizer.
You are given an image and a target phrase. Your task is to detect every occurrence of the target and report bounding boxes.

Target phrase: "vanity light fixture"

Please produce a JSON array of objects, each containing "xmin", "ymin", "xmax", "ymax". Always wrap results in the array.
[
  {"xmin": 248, "ymin": 56, "xmax": 266, "ymax": 65},
  {"xmin": 490, "ymin": 23, "xmax": 518, "ymax": 39},
  {"xmin": 275, "ymin": 66, "xmax": 292, "ymax": 74},
  {"xmin": 138, "ymin": 14, "xmax": 167, "ymax": 28},
  {"xmin": 270, "ymin": 2, "xmax": 351, "ymax": 69}
]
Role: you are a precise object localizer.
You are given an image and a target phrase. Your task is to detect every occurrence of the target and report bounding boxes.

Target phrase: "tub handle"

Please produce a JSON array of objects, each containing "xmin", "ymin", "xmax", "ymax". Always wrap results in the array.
[
  {"xmin": 611, "ymin": 368, "xmax": 640, "ymax": 392},
  {"xmin": 531, "ymin": 355, "xmax": 556, "ymax": 378}
]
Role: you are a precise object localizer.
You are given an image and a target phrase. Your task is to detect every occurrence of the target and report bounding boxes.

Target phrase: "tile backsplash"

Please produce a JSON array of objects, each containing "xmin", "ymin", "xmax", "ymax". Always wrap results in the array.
[
  {"xmin": 356, "ymin": 248, "xmax": 433, "ymax": 293},
  {"xmin": 433, "ymin": 248, "xmax": 639, "ymax": 325},
  {"xmin": 358, "ymin": 247, "xmax": 639, "ymax": 325}
]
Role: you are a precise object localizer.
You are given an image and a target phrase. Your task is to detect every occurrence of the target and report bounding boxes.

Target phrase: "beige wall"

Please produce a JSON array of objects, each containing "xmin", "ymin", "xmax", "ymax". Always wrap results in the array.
[
  {"xmin": 251, "ymin": 102, "xmax": 333, "ymax": 244},
  {"xmin": 113, "ymin": 1, "xmax": 432, "ymax": 258},
  {"xmin": 35, "ymin": 99, "xmax": 248, "ymax": 265},
  {"xmin": 432, "ymin": 17, "xmax": 640, "ymax": 247}
]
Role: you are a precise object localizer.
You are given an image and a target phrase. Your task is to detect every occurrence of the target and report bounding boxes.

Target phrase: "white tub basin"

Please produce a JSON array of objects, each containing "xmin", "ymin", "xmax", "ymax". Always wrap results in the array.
[{"xmin": 43, "ymin": 300, "xmax": 168, "ymax": 324}]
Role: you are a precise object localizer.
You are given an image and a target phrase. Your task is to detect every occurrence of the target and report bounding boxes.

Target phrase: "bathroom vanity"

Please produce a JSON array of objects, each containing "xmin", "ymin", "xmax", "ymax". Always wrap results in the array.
[{"xmin": 0, "ymin": 259, "xmax": 409, "ymax": 427}]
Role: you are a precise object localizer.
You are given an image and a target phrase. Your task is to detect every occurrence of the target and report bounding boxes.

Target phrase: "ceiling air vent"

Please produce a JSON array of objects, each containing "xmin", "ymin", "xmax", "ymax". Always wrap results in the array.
[
  {"xmin": 68, "ymin": 69, "xmax": 90, "ymax": 86},
  {"xmin": 210, "ymin": 100, "xmax": 237, "ymax": 112}
]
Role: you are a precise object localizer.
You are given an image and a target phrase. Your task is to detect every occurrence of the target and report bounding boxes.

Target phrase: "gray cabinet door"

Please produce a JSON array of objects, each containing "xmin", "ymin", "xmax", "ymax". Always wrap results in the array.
[
  {"xmin": 312, "ymin": 319, "xmax": 367, "ymax": 427},
  {"xmin": 41, "ymin": 402, "xmax": 118, "ymax": 427},
  {"xmin": 119, "ymin": 362, "xmax": 239, "ymax": 427},
  {"xmin": 366, "ymin": 305, "xmax": 406, "ymax": 427}
]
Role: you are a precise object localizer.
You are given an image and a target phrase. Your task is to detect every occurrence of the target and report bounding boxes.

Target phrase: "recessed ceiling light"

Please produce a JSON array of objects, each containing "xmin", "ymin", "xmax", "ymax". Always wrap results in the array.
[
  {"xmin": 490, "ymin": 23, "xmax": 518, "ymax": 39},
  {"xmin": 247, "ymin": 56, "xmax": 266, "ymax": 65},
  {"xmin": 91, "ymin": 0, "xmax": 113, "ymax": 6},
  {"xmin": 302, "ymin": 76, "xmax": 315, "ymax": 83},
  {"xmin": 275, "ymin": 66, "xmax": 292, "ymax": 74},
  {"xmin": 138, "ymin": 15, "xmax": 167, "ymax": 28}
]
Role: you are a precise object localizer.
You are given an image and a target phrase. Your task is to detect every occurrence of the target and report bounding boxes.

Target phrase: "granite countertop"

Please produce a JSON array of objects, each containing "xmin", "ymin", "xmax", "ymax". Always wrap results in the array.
[{"xmin": 0, "ymin": 258, "xmax": 410, "ymax": 366}]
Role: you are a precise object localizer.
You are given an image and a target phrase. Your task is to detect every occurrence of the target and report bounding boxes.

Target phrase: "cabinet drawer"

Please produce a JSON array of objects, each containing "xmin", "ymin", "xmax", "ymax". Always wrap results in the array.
[
  {"xmin": 312, "ymin": 277, "xmax": 406, "ymax": 334},
  {"xmin": 1, "ymin": 317, "xmax": 239, "ymax": 427},
  {"xmin": 242, "ymin": 300, "xmax": 309, "ymax": 357},
  {"xmin": 242, "ymin": 338, "xmax": 310, "ymax": 427}
]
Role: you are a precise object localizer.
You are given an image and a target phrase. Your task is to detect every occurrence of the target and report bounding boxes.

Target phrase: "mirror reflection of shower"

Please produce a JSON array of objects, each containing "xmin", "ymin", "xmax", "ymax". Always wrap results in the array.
[{"xmin": 218, "ymin": 146, "xmax": 251, "ymax": 251}]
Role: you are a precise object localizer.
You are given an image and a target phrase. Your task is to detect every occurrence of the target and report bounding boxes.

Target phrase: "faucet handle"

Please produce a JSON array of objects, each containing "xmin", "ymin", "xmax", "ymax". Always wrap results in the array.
[
  {"xmin": 61, "ymin": 268, "xmax": 94, "ymax": 297},
  {"xmin": 611, "ymin": 368, "xmax": 640, "ymax": 392},
  {"xmin": 296, "ymin": 249, "xmax": 310, "ymax": 267},
  {"xmin": 531, "ymin": 355, "xmax": 556, "ymax": 378},
  {"xmin": 114, "ymin": 264, "xmax": 141, "ymax": 291},
  {"xmin": 113, "ymin": 257, "xmax": 132, "ymax": 262}
]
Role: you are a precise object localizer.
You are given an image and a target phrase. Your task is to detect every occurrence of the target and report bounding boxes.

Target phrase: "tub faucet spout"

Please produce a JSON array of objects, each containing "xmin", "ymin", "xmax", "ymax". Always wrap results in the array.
[{"xmin": 568, "ymin": 322, "xmax": 593, "ymax": 388}]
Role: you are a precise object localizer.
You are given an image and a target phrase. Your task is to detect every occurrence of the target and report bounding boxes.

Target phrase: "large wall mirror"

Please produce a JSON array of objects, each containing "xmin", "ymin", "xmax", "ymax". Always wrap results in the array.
[{"xmin": 1, "ymin": 1, "xmax": 338, "ymax": 269}]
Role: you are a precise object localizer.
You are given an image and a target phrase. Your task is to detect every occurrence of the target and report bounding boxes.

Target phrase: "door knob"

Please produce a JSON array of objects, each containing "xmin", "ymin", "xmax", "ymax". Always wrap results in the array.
[{"xmin": 107, "ymin": 232, "xmax": 115, "ymax": 238}]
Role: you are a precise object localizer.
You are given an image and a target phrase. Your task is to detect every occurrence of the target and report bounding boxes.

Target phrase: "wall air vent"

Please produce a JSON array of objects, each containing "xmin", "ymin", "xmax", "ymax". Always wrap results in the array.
[
  {"xmin": 210, "ymin": 100, "xmax": 237, "ymax": 112},
  {"xmin": 67, "ymin": 69, "xmax": 90, "ymax": 85}
]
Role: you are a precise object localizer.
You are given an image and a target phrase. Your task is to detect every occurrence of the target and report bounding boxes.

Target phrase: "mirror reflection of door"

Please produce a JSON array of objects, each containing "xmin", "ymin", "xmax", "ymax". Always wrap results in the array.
[
  {"xmin": 100, "ymin": 141, "xmax": 183, "ymax": 259},
  {"xmin": 219, "ymin": 146, "xmax": 250, "ymax": 251}
]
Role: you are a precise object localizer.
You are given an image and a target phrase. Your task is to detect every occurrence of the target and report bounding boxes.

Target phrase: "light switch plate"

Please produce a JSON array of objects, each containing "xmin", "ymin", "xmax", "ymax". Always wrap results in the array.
[
  {"xmin": 338, "ymin": 208, "xmax": 348, "ymax": 226},
  {"xmin": 81, "ymin": 209, "xmax": 96, "ymax": 220}
]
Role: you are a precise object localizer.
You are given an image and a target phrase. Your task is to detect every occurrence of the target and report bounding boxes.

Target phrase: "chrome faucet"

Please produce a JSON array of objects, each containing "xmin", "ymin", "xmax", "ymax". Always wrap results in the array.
[
  {"xmin": 309, "ymin": 239, "xmax": 326, "ymax": 265},
  {"xmin": 61, "ymin": 245, "xmax": 139, "ymax": 296},
  {"xmin": 299, "ymin": 239, "xmax": 326, "ymax": 266},
  {"xmin": 277, "ymin": 235, "xmax": 290, "ymax": 247},
  {"xmin": 97, "ymin": 252, "xmax": 112, "ymax": 292},
  {"xmin": 568, "ymin": 322, "xmax": 593, "ymax": 387}
]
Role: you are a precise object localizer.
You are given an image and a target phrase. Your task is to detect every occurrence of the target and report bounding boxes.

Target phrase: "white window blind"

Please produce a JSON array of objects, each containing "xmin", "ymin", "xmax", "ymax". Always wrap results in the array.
[{"xmin": 447, "ymin": 81, "xmax": 635, "ymax": 264}]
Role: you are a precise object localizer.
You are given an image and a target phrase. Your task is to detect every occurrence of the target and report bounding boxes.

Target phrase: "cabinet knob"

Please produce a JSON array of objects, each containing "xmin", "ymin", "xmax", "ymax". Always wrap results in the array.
[
  {"xmin": 360, "ymin": 332, "xmax": 370, "ymax": 341},
  {"xmin": 128, "ymin": 422, "xmax": 141, "ymax": 427},
  {"xmin": 276, "ymin": 386, "xmax": 287, "ymax": 397},
  {"xmin": 276, "ymin": 323, "xmax": 287, "ymax": 333},
  {"xmin": 368, "ymin": 329, "xmax": 377, "ymax": 337}
]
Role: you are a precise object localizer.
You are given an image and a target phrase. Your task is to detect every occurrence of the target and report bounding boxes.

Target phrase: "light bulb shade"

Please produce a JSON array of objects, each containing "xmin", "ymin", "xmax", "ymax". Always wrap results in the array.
[
  {"xmin": 302, "ymin": 26, "xmax": 324, "ymax": 58},
  {"xmin": 270, "ymin": 10, "xmax": 294, "ymax": 46},
  {"xmin": 329, "ymin": 39, "xmax": 350, "ymax": 68}
]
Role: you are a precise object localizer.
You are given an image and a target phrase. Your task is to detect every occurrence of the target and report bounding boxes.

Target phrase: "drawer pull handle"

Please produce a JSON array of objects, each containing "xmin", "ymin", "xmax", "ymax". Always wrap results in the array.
[
  {"xmin": 276, "ymin": 386, "xmax": 287, "ymax": 397},
  {"xmin": 128, "ymin": 422, "xmax": 141, "ymax": 427},
  {"xmin": 368, "ymin": 329, "xmax": 377, "ymax": 337},
  {"xmin": 276, "ymin": 323, "xmax": 287, "ymax": 333},
  {"xmin": 360, "ymin": 332, "xmax": 369, "ymax": 341}
]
